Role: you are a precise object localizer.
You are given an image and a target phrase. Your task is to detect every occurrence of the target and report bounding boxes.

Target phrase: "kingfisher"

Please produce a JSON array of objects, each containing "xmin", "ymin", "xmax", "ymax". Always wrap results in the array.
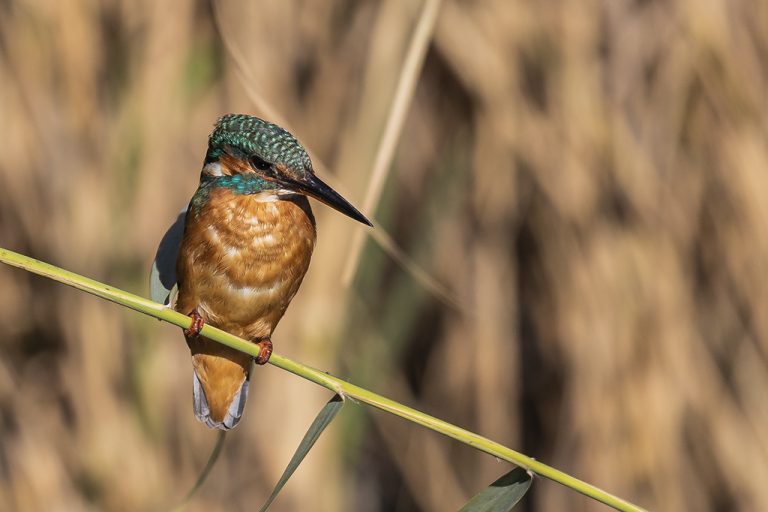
[{"xmin": 174, "ymin": 114, "xmax": 371, "ymax": 430}]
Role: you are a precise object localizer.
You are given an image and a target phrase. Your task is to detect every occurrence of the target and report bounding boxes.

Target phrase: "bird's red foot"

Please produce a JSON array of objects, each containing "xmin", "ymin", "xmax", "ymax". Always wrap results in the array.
[
  {"xmin": 183, "ymin": 311, "xmax": 205, "ymax": 338},
  {"xmin": 254, "ymin": 338, "xmax": 273, "ymax": 365}
]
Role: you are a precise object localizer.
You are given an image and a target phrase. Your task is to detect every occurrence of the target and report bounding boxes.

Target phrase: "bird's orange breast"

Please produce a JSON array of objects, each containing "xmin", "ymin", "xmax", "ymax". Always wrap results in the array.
[{"xmin": 176, "ymin": 187, "xmax": 317, "ymax": 340}]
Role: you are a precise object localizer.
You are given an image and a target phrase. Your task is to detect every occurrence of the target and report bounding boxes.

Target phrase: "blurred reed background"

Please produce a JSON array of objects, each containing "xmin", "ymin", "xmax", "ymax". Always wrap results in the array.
[{"xmin": 0, "ymin": 0, "xmax": 767, "ymax": 510}]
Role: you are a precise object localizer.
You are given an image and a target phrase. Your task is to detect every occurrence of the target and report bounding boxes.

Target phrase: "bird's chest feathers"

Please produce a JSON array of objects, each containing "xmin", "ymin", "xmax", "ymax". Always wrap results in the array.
[
  {"xmin": 182, "ymin": 187, "xmax": 316, "ymax": 328},
  {"xmin": 194, "ymin": 187, "xmax": 315, "ymax": 276}
]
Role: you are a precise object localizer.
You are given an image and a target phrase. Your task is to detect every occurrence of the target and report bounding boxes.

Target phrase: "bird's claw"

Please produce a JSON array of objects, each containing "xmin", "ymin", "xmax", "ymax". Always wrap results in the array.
[
  {"xmin": 184, "ymin": 311, "xmax": 205, "ymax": 338},
  {"xmin": 255, "ymin": 338, "xmax": 273, "ymax": 365}
]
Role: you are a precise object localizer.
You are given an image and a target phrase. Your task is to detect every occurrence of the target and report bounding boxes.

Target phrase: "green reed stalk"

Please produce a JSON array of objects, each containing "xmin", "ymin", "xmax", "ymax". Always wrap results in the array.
[{"xmin": 0, "ymin": 247, "xmax": 645, "ymax": 512}]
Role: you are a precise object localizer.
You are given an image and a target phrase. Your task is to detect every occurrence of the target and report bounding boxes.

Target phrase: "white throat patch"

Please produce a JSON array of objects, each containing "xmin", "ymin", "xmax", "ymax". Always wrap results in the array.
[
  {"xmin": 202, "ymin": 161, "xmax": 224, "ymax": 177},
  {"xmin": 253, "ymin": 190, "xmax": 298, "ymax": 202}
]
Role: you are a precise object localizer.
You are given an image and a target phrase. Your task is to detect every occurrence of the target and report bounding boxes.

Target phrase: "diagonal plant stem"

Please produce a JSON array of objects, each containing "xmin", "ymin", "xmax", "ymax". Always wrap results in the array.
[
  {"xmin": 172, "ymin": 430, "xmax": 227, "ymax": 512},
  {"xmin": 210, "ymin": 0, "xmax": 462, "ymax": 313},
  {"xmin": 0, "ymin": 247, "xmax": 645, "ymax": 512},
  {"xmin": 341, "ymin": 0, "xmax": 443, "ymax": 286},
  {"xmin": 368, "ymin": 225, "xmax": 466, "ymax": 312}
]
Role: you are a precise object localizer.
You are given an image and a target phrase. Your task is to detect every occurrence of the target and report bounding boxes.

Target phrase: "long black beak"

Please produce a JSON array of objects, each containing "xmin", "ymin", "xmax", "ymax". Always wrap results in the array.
[{"xmin": 288, "ymin": 173, "xmax": 372, "ymax": 227}]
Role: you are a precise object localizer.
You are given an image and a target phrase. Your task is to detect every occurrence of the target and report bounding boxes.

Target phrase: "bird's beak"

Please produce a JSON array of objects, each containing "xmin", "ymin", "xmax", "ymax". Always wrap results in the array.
[{"xmin": 287, "ymin": 173, "xmax": 372, "ymax": 226}]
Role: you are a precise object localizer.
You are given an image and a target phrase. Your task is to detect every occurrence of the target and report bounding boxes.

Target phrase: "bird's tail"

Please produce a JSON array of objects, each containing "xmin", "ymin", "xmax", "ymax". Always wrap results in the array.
[
  {"xmin": 192, "ymin": 368, "xmax": 250, "ymax": 430},
  {"xmin": 190, "ymin": 350, "xmax": 253, "ymax": 430}
]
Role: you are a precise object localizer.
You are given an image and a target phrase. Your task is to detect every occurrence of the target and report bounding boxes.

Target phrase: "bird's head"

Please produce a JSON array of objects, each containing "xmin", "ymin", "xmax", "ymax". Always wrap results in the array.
[{"xmin": 202, "ymin": 114, "xmax": 371, "ymax": 226}]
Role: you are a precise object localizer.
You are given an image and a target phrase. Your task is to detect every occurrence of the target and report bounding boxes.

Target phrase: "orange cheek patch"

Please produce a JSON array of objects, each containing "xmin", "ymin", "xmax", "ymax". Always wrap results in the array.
[{"xmin": 219, "ymin": 153, "xmax": 254, "ymax": 175}]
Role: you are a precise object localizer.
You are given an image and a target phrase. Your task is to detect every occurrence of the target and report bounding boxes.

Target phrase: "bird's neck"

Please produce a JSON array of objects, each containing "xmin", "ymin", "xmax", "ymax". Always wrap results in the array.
[{"xmin": 190, "ymin": 172, "xmax": 281, "ymax": 214}]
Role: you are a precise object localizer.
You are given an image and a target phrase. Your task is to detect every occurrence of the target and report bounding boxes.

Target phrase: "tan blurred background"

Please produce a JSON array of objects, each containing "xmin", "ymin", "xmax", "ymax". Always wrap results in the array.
[{"xmin": 1, "ymin": 0, "xmax": 767, "ymax": 510}]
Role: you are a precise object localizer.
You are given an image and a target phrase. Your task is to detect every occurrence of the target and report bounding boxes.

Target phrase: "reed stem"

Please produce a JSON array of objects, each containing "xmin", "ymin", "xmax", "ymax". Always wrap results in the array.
[{"xmin": 0, "ymin": 247, "xmax": 645, "ymax": 512}]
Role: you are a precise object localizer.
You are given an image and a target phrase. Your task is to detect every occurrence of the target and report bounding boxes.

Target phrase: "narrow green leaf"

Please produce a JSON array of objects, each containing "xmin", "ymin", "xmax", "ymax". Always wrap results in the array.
[
  {"xmin": 258, "ymin": 394, "xmax": 345, "ymax": 512},
  {"xmin": 459, "ymin": 467, "xmax": 532, "ymax": 512},
  {"xmin": 171, "ymin": 430, "xmax": 227, "ymax": 512}
]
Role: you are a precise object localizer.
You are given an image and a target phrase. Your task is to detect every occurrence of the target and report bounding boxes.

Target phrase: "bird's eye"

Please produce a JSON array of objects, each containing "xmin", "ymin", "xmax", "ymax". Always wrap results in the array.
[{"xmin": 250, "ymin": 155, "xmax": 271, "ymax": 171}]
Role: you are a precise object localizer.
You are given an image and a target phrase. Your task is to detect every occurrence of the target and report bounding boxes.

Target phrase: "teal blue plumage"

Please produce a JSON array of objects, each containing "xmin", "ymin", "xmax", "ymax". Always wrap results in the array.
[
  {"xmin": 205, "ymin": 114, "xmax": 311, "ymax": 176},
  {"xmin": 190, "ymin": 174, "xmax": 279, "ymax": 214}
]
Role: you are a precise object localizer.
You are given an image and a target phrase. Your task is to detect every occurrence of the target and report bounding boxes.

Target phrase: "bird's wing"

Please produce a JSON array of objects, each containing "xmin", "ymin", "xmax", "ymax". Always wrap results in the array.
[{"xmin": 150, "ymin": 207, "xmax": 187, "ymax": 304}]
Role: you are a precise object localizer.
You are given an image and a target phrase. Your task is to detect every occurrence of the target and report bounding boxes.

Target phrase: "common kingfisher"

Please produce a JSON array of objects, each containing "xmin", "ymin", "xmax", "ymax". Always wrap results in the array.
[{"xmin": 175, "ymin": 114, "xmax": 371, "ymax": 430}]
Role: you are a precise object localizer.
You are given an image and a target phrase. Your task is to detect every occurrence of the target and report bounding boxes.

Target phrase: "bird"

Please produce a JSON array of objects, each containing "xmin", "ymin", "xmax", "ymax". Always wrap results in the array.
[{"xmin": 174, "ymin": 114, "xmax": 371, "ymax": 430}]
